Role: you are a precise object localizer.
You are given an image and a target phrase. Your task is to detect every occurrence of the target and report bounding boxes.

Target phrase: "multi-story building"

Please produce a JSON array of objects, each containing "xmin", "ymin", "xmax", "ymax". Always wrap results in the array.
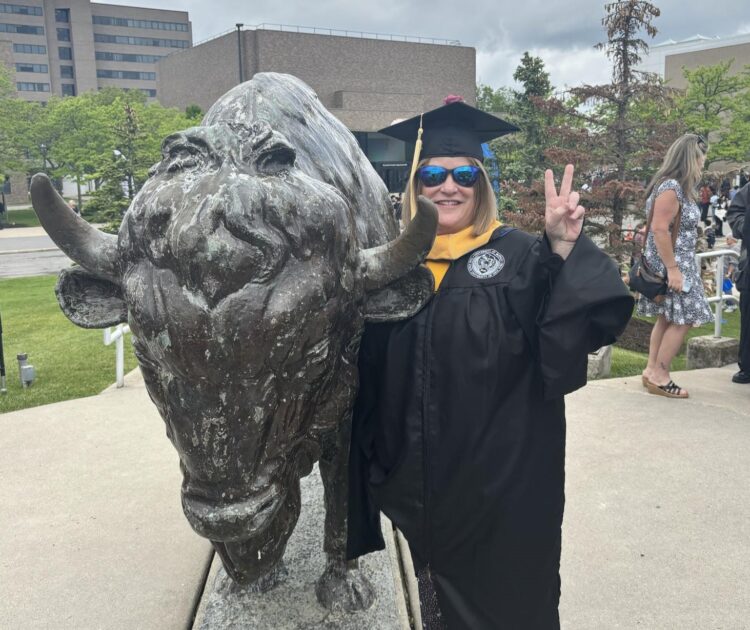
[
  {"xmin": 0, "ymin": 0, "xmax": 191, "ymax": 103},
  {"xmin": 158, "ymin": 25, "xmax": 475, "ymax": 191}
]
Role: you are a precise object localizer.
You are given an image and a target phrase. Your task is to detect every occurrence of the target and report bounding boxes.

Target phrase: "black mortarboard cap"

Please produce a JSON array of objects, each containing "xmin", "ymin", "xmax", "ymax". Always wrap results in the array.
[{"xmin": 378, "ymin": 101, "xmax": 519, "ymax": 160}]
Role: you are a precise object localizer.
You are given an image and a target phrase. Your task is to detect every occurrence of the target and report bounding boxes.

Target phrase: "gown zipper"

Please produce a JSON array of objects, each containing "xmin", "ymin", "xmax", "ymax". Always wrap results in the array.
[{"xmin": 421, "ymin": 261, "xmax": 449, "ymax": 565}]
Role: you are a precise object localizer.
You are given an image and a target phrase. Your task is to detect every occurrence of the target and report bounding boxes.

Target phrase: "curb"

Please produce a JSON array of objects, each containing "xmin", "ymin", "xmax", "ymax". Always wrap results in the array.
[{"xmin": 0, "ymin": 247, "xmax": 60, "ymax": 255}]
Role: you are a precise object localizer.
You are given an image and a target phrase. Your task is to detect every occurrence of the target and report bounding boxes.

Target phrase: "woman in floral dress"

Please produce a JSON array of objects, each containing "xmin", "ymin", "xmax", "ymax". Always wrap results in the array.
[{"xmin": 638, "ymin": 134, "xmax": 713, "ymax": 398}]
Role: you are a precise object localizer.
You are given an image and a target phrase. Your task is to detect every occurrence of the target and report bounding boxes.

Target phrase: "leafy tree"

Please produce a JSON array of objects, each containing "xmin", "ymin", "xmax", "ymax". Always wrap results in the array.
[
  {"xmin": 37, "ymin": 93, "xmax": 113, "ymax": 208},
  {"xmin": 674, "ymin": 60, "xmax": 750, "ymax": 162},
  {"xmin": 0, "ymin": 64, "xmax": 38, "ymax": 193},
  {"xmin": 83, "ymin": 153, "xmax": 131, "ymax": 230},
  {"xmin": 512, "ymin": 52, "xmax": 554, "ymax": 186},
  {"xmin": 512, "ymin": 0, "xmax": 683, "ymax": 257},
  {"xmin": 477, "ymin": 55, "xmax": 557, "ymax": 214},
  {"xmin": 719, "ymin": 77, "xmax": 750, "ymax": 164},
  {"xmin": 185, "ymin": 103, "xmax": 203, "ymax": 119},
  {"xmin": 476, "ymin": 83, "xmax": 515, "ymax": 114}
]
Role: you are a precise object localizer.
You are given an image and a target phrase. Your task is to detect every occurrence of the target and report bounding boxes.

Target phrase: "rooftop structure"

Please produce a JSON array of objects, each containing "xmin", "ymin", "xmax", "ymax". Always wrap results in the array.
[{"xmin": 637, "ymin": 31, "xmax": 750, "ymax": 89}]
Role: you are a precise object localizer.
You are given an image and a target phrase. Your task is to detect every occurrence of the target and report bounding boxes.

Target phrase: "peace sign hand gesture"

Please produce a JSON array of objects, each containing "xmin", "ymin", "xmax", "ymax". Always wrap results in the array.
[{"xmin": 544, "ymin": 164, "xmax": 585, "ymax": 259}]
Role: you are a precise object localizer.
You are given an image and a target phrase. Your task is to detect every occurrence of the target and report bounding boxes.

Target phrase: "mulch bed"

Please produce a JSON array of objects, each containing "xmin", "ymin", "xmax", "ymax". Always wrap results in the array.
[{"xmin": 614, "ymin": 316, "xmax": 654, "ymax": 354}]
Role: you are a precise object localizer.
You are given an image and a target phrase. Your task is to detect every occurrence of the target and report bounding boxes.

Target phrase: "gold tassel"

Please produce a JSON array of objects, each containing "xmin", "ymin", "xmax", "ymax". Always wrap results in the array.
[{"xmin": 408, "ymin": 114, "xmax": 424, "ymax": 219}]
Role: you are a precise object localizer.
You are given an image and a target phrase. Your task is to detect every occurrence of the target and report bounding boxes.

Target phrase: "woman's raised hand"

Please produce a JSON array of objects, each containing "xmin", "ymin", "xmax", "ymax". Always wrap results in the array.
[{"xmin": 544, "ymin": 164, "xmax": 585, "ymax": 258}]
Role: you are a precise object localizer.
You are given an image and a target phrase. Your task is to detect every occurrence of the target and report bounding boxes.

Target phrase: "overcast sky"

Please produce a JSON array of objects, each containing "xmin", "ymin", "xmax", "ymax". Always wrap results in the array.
[{"xmin": 102, "ymin": 1, "xmax": 750, "ymax": 91}]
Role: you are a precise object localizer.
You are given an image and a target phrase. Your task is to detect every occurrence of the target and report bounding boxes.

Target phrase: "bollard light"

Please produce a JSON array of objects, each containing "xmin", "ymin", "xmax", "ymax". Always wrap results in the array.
[{"xmin": 16, "ymin": 353, "xmax": 36, "ymax": 388}]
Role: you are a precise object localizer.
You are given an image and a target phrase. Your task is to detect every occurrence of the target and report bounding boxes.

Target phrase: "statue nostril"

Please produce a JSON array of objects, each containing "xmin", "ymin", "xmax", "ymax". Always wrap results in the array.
[
  {"xmin": 146, "ymin": 207, "xmax": 172, "ymax": 237},
  {"xmin": 256, "ymin": 144, "xmax": 296, "ymax": 174}
]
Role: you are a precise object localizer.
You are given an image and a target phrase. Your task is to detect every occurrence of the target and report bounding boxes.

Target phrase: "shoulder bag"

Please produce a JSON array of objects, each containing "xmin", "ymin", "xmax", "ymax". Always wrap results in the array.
[{"xmin": 628, "ymin": 201, "xmax": 681, "ymax": 303}]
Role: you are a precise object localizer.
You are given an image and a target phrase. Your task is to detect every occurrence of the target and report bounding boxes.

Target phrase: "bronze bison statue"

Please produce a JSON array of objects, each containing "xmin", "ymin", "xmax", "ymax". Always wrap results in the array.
[{"xmin": 31, "ymin": 73, "xmax": 437, "ymax": 611}]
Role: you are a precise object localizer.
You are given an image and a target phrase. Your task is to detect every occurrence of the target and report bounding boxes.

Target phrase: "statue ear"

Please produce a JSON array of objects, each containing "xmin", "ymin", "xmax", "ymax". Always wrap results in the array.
[
  {"xmin": 55, "ymin": 267, "xmax": 127, "ymax": 329},
  {"xmin": 363, "ymin": 265, "xmax": 434, "ymax": 323}
]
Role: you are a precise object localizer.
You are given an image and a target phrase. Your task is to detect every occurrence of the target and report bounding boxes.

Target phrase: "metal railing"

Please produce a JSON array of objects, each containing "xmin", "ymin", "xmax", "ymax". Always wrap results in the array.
[
  {"xmin": 695, "ymin": 249, "xmax": 740, "ymax": 338},
  {"xmin": 103, "ymin": 324, "xmax": 131, "ymax": 388},
  {"xmin": 195, "ymin": 23, "xmax": 460, "ymax": 47}
]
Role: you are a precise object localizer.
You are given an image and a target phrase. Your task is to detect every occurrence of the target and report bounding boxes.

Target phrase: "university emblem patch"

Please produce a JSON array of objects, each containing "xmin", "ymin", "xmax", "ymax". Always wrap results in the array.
[{"xmin": 467, "ymin": 249, "xmax": 505, "ymax": 279}]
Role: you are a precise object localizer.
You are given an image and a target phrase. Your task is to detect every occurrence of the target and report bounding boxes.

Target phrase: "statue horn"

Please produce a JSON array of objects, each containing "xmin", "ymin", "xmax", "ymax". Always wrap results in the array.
[
  {"xmin": 30, "ymin": 173, "xmax": 120, "ymax": 283},
  {"xmin": 359, "ymin": 195, "xmax": 438, "ymax": 292}
]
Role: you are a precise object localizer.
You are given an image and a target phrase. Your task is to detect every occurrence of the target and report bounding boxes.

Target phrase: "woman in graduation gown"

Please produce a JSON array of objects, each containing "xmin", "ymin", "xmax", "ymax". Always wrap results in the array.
[{"xmin": 347, "ymin": 100, "xmax": 634, "ymax": 629}]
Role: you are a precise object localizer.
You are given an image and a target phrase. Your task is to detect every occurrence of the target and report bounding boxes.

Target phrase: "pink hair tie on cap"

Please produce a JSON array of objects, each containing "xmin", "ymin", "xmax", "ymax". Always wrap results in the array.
[{"xmin": 443, "ymin": 94, "xmax": 464, "ymax": 105}]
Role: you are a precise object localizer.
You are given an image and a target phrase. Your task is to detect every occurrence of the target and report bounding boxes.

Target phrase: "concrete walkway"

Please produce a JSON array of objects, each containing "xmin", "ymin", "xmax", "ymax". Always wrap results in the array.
[
  {"xmin": 0, "ymin": 225, "xmax": 72, "ymax": 279},
  {"xmin": 562, "ymin": 366, "xmax": 750, "ymax": 629},
  {"xmin": 0, "ymin": 366, "xmax": 748, "ymax": 629},
  {"xmin": 0, "ymin": 370, "xmax": 213, "ymax": 630}
]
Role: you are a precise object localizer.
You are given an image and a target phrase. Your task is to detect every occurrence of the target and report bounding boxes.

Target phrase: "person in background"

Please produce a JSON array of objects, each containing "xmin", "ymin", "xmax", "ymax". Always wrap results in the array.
[
  {"xmin": 699, "ymin": 182, "xmax": 712, "ymax": 224},
  {"xmin": 638, "ymin": 134, "xmax": 713, "ymax": 398},
  {"xmin": 714, "ymin": 191, "xmax": 728, "ymax": 237},
  {"xmin": 67, "ymin": 199, "xmax": 80, "ymax": 215},
  {"xmin": 726, "ymin": 182, "xmax": 750, "ymax": 384},
  {"xmin": 722, "ymin": 235, "xmax": 740, "ymax": 313}
]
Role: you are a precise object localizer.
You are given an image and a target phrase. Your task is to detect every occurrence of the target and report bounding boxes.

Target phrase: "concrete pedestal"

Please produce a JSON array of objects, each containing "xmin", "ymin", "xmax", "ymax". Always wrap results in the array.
[
  {"xmin": 587, "ymin": 345, "xmax": 612, "ymax": 380},
  {"xmin": 193, "ymin": 466, "xmax": 411, "ymax": 630},
  {"xmin": 686, "ymin": 335, "xmax": 739, "ymax": 369}
]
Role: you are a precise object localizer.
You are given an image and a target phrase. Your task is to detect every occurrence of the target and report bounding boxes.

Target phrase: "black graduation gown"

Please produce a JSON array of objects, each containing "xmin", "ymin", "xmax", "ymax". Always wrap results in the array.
[{"xmin": 347, "ymin": 227, "xmax": 634, "ymax": 629}]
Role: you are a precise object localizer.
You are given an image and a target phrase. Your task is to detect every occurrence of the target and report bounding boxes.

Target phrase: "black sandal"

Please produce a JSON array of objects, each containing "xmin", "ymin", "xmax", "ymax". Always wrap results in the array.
[{"xmin": 646, "ymin": 379, "xmax": 689, "ymax": 399}]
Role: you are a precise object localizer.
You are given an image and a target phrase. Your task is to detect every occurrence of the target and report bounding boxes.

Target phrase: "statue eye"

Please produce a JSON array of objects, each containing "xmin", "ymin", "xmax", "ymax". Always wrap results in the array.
[
  {"xmin": 160, "ymin": 132, "xmax": 212, "ymax": 173},
  {"xmin": 239, "ymin": 127, "xmax": 296, "ymax": 175},
  {"xmin": 165, "ymin": 144, "xmax": 205, "ymax": 172}
]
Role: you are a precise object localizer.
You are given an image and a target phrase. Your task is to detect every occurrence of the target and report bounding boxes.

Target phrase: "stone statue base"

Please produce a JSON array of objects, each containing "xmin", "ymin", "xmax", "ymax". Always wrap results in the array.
[{"xmin": 193, "ymin": 466, "xmax": 411, "ymax": 629}]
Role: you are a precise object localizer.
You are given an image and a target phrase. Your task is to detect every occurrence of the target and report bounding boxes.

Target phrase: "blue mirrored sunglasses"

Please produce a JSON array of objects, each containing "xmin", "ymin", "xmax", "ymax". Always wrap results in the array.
[{"xmin": 416, "ymin": 165, "xmax": 482, "ymax": 188}]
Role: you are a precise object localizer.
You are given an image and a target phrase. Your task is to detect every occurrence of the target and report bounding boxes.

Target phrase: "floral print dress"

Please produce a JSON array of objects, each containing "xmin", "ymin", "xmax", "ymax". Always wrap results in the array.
[{"xmin": 636, "ymin": 179, "xmax": 713, "ymax": 326}]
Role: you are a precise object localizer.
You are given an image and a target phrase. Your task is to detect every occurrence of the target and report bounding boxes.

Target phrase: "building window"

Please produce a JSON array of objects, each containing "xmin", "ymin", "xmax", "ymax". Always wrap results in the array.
[
  {"xmin": 0, "ymin": 23, "xmax": 44, "ymax": 34},
  {"xmin": 141, "ymin": 88, "xmax": 156, "ymax": 97},
  {"xmin": 95, "ymin": 51, "xmax": 163, "ymax": 63},
  {"xmin": 14, "ymin": 43, "xmax": 46, "ymax": 54},
  {"xmin": 58, "ymin": 46, "xmax": 72, "ymax": 60},
  {"xmin": 55, "ymin": 8, "xmax": 69, "ymax": 22},
  {"xmin": 97, "ymin": 69, "xmax": 156, "ymax": 80},
  {"xmin": 17, "ymin": 82, "xmax": 50, "ymax": 92},
  {"xmin": 61, "ymin": 83, "xmax": 76, "ymax": 96},
  {"xmin": 0, "ymin": 3, "xmax": 43, "ymax": 16},
  {"xmin": 60, "ymin": 65, "xmax": 74, "ymax": 78},
  {"xmin": 15, "ymin": 63, "xmax": 48, "ymax": 73},
  {"xmin": 57, "ymin": 27, "xmax": 70, "ymax": 41},
  {"xmin": 92, "ymin": 15, "xmax": 188, "ymax": 32},
  {"xmin": 94, "ymin": 33, "xmax": 188, "ymax": 48},
  {"xmin": 2, "ymin": 177, "xmax": 11, "ymax": 194}
]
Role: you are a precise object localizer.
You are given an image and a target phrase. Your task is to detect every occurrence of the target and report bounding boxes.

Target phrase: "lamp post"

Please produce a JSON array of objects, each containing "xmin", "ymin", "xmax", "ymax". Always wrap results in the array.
[
  {"xmin": 0, "ymin": 310, "xmax": 7, "ymax": 394},
  {"xmin": 39, "ymin": 143, "xmax": 48, "ymax": 174},
  {"xmin": 236, "ymin": 23, "xmax": 244, "ymax": 84}
]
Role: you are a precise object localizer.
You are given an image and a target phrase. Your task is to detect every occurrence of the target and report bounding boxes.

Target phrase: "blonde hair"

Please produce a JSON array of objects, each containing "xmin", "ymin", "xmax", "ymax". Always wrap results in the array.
[
  {"xmin": 644, "ymin": 133, "xmax": 708, "ymax": 204},
  {"xmin": 401, "ymin": 157, "xmax": 498, "ymax": 236}
]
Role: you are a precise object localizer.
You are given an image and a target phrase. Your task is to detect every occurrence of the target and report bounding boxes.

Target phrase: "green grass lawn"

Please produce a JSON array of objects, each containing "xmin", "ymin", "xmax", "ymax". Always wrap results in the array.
[
  {"xmin": 610, "ymin": 307, "xmax": 741, "ymax": 378},
  {"xmin": 0, "ymin": 275, "xmax": 138, "ymax": 414},
  {"xmin": 0, "ymin": 274, "xmax": 740, "ymax": 410},
  {"xmin": 2, "ymin": 207, "xmax": 41, "ymax": 228}
]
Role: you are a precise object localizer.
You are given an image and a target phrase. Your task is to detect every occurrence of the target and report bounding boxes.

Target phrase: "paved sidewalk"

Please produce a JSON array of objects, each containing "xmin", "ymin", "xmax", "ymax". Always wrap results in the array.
[
  {"xmin": 0, "ymin": 226, "xmax": 50, "ymax": 240},
  {"xmin": 0, "ymin": 225, "xmax": 73, "ymax": 278},
  {"xmin": 0, "ymin": 369, "xmax": 213, "ymax": 630},
  {"xmin": 0, "ymin": 366, "xmax": 747, "ymax": 628},
  {"xmin": 562, "ymin": 365, "xmax": 750, "ymax": 629}
]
